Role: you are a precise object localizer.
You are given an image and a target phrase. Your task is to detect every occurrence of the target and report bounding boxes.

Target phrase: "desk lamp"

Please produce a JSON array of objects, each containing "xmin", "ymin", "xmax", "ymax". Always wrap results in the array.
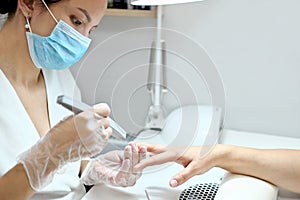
[{"xmin": 130, "ymin": 0, "xmax": 207, "ymax": 133}]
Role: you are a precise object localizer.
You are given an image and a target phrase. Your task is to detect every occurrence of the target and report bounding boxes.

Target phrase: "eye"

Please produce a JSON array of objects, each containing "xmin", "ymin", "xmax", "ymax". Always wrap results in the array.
[{"xmin": 70, "ymin": 15, "xmax": 82, "ymax": 26}]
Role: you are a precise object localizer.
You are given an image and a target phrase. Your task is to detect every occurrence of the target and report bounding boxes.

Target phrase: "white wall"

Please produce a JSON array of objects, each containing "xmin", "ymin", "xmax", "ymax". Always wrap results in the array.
[
  {"xmin": 163, "ymin": 0, "xmax": 300, "ymax": 137},
  {"xmin": 72, "ymin": 0, "xmax": 300, "ymax": 138},
  {"xmin": 71, "ymin": 16, "xmax": 158, "ymax": 133}
]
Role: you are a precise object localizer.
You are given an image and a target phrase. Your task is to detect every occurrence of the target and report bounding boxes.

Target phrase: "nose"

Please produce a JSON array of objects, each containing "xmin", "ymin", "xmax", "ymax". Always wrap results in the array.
[
  {"xmin": 81, "ymin": 30, "xmax": 90, "ymax": 38},
  {"xmin": 77, "ymin": 27, "xmax": 91, "ymax": 38}
]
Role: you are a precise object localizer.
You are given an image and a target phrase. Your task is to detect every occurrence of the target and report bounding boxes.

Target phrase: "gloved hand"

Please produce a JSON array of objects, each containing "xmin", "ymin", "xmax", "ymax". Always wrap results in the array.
[
  {"xmin": 81, "ymin": 142, "xmax": 147, "ymax": 187},
  {"xmin": 17, "ymin": 103, "xmax": 112, "ymax": 191}
]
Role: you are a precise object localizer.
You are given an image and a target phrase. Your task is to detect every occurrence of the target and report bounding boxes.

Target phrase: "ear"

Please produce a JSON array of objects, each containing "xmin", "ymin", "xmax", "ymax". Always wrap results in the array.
[{"xmin": 18, "ymin": 0, "xmax": 35, "ymax": 18}]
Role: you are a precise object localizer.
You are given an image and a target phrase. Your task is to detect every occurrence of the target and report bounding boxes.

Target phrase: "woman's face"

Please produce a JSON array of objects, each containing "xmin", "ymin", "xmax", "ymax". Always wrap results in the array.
[{"xmin": 29, "ymin": 0, "xmax": 107, "ymax": 37}]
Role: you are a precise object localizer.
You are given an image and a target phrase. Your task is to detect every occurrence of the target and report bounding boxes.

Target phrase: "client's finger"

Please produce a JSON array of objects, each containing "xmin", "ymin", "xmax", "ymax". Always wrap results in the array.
[
  {"xmin": 136, "ymin": 143, "xmax": 166, "ymax": 154},
  {"xmin": 170, "ymin": 162, "xmax": 197, "ymax": 187},
  {"xmin": 134, "ymin": 152, "xmax": 172, "ymax": 170}
]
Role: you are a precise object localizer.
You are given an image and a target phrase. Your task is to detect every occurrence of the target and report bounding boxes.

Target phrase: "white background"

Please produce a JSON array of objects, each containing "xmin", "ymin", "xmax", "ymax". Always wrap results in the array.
[
  {"xmin": 161, "ymin": 0, "xmax": 300, "ymax": 138},
  {"xmin": 2, "ymin": 0, "xmax": 299, "ymax": 138},
  {"xmin": 72, "ymin": 0, "xmax": 300, "ymax": 138}
]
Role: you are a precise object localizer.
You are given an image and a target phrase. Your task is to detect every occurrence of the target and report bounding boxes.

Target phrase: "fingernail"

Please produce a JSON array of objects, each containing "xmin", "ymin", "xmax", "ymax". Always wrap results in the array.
[{"xmin": 170, "ymin": 179, "xmax": 178, "ymax": 187}]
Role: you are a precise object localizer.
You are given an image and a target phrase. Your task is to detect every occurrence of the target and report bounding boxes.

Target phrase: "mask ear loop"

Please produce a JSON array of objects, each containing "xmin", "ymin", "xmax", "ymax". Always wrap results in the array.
[
  {"xmin": 25, "ymin": 17, "xmax": 32, "ymax": 33},
  {"xmin": 41, "ymin": 0, "xmax": 58, "ymax": 23}
]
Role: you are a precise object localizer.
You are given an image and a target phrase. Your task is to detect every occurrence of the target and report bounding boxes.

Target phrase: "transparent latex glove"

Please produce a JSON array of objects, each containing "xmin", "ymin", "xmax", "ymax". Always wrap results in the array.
[
  {"xmin": 17, "ymin": 103, "xmax": 112, "ymax": 191},
  {"xmin": 81, "ymin": 142, "xmax": 147, "ymax": 187}
]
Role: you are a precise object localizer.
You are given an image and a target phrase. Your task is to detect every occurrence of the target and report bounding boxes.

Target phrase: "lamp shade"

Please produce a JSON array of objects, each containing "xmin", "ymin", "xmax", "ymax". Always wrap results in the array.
[{"xmin": 131, "ymin": 0, "xmax": 205, "ymax": 5}]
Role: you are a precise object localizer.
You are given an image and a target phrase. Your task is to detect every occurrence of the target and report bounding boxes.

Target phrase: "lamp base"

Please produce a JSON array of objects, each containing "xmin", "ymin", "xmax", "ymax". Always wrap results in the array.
[{"xmin": 144, "ymin": 105, "xmax": 166, "ymax": 130}]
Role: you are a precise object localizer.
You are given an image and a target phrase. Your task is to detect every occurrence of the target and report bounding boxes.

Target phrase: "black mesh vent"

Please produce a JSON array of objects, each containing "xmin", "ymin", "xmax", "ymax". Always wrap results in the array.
[{"xmin": 179, "ymin": 183, "xmax": 219, "ymax": 200}]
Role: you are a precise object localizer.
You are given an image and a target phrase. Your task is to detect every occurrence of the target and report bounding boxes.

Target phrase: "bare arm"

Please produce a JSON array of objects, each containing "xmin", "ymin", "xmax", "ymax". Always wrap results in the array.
[
  {"xmin": 0, "ymin": 164, "xmax": 35, "ymax": 200},
  {"xmin": 219, "ymin": 145, "xmax": 300, "ymax": 193},
  {"xmin": 135, "ymin": 144, "xmax": 300, "ymax": 194}
]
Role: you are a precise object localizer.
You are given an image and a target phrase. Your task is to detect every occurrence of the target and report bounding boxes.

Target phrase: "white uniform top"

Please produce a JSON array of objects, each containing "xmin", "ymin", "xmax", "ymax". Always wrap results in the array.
[{"xmin": 0, "ymin": 69, "xmax": 86, "ymax": 200}]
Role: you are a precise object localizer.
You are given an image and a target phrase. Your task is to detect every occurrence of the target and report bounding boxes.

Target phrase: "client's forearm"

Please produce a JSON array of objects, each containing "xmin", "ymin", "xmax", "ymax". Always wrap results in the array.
[{"xmin": 216, "ymin": 145, "xmax": 300, "ymax": 193}]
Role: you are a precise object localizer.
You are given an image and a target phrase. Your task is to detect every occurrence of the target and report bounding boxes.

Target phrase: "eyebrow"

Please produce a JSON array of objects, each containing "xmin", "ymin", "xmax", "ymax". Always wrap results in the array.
[{"xmin": 77, "ymin": 7, "xmax": 91, "ymax": 23}]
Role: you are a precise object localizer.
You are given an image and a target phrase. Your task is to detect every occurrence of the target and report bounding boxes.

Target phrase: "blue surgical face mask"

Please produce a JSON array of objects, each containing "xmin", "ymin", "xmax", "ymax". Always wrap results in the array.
[{"xmin": 25, "ymin": 0, "xmax": 91, "ymax": 70}]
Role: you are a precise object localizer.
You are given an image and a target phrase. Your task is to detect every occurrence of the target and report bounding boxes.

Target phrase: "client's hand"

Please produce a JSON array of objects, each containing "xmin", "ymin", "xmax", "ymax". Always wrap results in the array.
[
  {"xmin": 81, "ymin": 142, "xmax": 147, "ymax": 187},
  {"xmin": 134, "ymin": 144, "xmax": 220, "ymax": 188}
]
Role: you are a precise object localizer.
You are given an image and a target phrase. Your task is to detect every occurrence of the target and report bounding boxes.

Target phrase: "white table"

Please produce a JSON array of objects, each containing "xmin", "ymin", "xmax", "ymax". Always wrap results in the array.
[
  {"xmin": 82, "ymin": 106, "xmax": 300, "ymax": 200},
  {"xmin": 83, "ymin": 105, "xmax": 225, "ymax": 200},
  {"xmin": 82, "ymin": 164, "xmax": 224, "ymax": 200}
]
